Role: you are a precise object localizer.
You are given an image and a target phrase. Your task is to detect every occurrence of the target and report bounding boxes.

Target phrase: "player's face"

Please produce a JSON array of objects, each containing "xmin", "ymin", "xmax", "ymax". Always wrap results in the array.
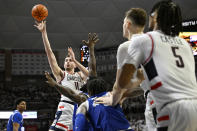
[
  {"xmin": 123, "ymin": 17, "xmax": 131, "ymax": 39},
  {"xmin": 64, "ymin": 57, "xmax": 75, "ymax": 70},
  {"xmin": 18, "ymin": 101, "xmax": 26, "ymax": 111}
]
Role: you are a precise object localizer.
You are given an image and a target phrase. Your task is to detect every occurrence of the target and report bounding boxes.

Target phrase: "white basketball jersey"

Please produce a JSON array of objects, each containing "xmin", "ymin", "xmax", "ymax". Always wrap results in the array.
[
  {"xmin": 60, "ymin": 71, "xmax": 84, "ymax": 102},
  {"xmin": 125, "ymin": 30, "xmax": 197, "ymax": 112},
  {"xmin": 117, "ymin": 34, "xmax": 143, "ymax": 69}
]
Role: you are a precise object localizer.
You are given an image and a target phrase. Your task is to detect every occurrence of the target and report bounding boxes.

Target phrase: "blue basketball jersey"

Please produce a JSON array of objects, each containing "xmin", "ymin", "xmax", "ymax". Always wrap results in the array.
[
  {"xmin": 87, "ymin": 92, "xmax": 132, "ymax": 131},
  {"xmin": 7, "ymin": 110, "xmax": 23, "ymax": 131},
  {"xmin": 73, "ymin": 92, "xmax": 92, "ymax": 131},
  {"xmin": 73, "ymin": 104, "xmax": 78, "ymax": 131}
]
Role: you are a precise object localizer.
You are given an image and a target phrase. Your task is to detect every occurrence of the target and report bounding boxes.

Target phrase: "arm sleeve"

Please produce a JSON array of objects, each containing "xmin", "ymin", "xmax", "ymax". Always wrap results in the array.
[{"xmin": 12, "ymin": 113, "xmax": 22, "ymax": 124}]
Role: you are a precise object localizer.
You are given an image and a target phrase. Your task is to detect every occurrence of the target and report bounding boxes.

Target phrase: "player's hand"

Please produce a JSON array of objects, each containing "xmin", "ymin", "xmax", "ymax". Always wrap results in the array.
[
  {"xmin": 34, "ymin": 21, "xmax": 46, "ymax": 32},
  {"xmin": 45, "ymin": 71, "xmax": 57, "ymax": 87},
  {"xmin": 68, "ymin": 47, "xmax": 76, "ymax": 62},
  {"xmin": 95, "ymin": 92, "xmax": 113, "ymax": 106},
  {"xmin": 136, "ymin": 69, "xmax": 145, "ymax": 82},
  {"xmin": 82, "ymin": 33, "xmax": 99, "ymax": 48}
]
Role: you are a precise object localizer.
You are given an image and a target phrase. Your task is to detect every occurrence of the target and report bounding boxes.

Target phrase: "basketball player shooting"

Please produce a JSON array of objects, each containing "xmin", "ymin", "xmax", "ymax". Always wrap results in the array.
[{"xmin": 34, "ymin": 21, "xmax": 89, "ymax": 131}]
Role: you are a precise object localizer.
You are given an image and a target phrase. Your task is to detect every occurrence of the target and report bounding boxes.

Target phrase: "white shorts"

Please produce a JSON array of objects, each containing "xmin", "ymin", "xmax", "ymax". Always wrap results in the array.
[
  {"xmin": 50, "ymin": 101, "xmax": 74, "ymax": 131},
  {"xmin": 144, "ymin": 91, "xmax": 157, "ymax": 131},
  {"xmin": 157, "ymin": 98, "xmax": 197, "ymax": 131},
  {"xmin": 144, "ymin": 107, "xmax": 157, "ymax": 131},
  {"xmin": 144, "ymin": 93, "xmax": 157, "ymax": 131}
]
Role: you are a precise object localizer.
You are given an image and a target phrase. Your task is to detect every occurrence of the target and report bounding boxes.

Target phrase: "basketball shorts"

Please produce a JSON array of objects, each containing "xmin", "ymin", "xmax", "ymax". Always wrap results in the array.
[
  {"xmin": 144, "ymin": 92, "xmax": 157, "ymax": 131},
  {"xmin": 145, "ymin": 107, "xmax": 157, "ymax": 131},
  {"xmin": 50, "ymin": 101, "xmax": 74, "ymax": 131},
  {"xmin": 157, "ymin": 98, "xmax": 197, "ymax": 131}
]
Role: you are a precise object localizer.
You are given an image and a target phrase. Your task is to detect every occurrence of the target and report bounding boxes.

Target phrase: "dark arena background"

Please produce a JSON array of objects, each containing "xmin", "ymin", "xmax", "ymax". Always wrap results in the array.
[{"xmin": 0, "ymin": 0, "xmax": 197, "ymax": 130}]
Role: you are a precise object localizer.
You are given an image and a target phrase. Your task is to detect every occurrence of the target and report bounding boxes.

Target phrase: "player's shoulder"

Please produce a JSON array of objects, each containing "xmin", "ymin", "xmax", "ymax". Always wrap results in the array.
[
  {"xmin": 119, "ymin": 41, "xmax": 131, "ymax": 48},
  {"xmin": 118, "ymin": 41, "xmax": 131, "ymax": 52},
  {"xmin": 132, "ymin": 33, "xmax": 152, "ymax": 42},
  {"xmin": 13, "ymin": 111, "xmax": 22, "ymax": 118},
  {"xmin": 129, "ymin": 33, "xmax": 153, "ymax": 49}
]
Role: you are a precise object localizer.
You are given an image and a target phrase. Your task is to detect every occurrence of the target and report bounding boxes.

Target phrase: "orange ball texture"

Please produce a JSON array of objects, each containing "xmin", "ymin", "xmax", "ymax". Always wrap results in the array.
[{"xmin": 32, "ymin": 4, "xmax": 48, "ymax": 21}]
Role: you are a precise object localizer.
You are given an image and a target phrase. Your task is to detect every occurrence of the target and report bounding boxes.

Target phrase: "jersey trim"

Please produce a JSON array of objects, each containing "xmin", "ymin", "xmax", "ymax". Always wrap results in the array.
[
  {"xmin": 151, "ymin": 82, "xmax": 162, "ymax": 90},
  {"xmin": 56, "ymin": 123, "xmax": 73, "ymax": 131},
  {"xmin": 60, "ymin": 100, "xmax": 75, "ymax": 105},
  {"xmin": 150, "ymin": 100, "xmax": 154, "ymax": 105},
  {"xmin": 152, "ymin": 107, "xmax": 157, "ymax": 124},
  {"xmin": 157, "ymin": 115, "xmax": 169, "ymax": 122},
  {"xmin": 143, "ymin": 33, "xmax": 154, "ymax": 65},
  {"xmin": 58, "ymin": 71, "xmax": 66, "ymax": 84},
  {"xmin": 59, "ymin": 106, "xmax": 64, "ymax": 109},
  {"xmin": 144, "ymin": 90, "xmax": 150, "ymax": 99},
  {"xmin": 144, "ymin": 58, "xmax": 158, "ymax": 81}
]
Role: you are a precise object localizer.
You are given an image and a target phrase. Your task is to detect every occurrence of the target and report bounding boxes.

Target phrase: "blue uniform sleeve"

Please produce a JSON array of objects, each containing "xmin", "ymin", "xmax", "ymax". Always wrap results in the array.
[
  {"xmin": 13, "ymin": 113, "xmax": 22, "ymax": 124},
  {"xmin": 75, "ymin": 113, "xmax": 89, "ymax": 131}
]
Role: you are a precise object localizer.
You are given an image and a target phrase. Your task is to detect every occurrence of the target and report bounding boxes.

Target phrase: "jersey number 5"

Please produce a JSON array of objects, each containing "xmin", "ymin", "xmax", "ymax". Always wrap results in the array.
[{"xmin": 171, "ymin": 47, "xmax": 184, "ymax": 68}]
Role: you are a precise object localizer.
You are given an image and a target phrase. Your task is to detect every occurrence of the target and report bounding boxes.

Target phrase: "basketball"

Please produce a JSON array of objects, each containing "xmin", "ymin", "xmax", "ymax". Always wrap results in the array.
[{"xmin": 32, "ymin": 4, "xmax": 48, "ymax": 21}]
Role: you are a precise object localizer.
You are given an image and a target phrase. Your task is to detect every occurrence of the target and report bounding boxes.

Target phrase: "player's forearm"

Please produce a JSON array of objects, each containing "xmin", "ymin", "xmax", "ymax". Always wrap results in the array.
[
  {"xmin": 111, "ymin": 85, "xmax": 126, "ymax": 106},
  {"xmin": 118, "ymin": 76, "xmax": 143, "ymax": 101},
  {"xmin": 41, "ymin": 31, "xmax": 61, "ymax": 79},
  {"xmin": 13, "ymin": 123, "xmax": 19, "ymax": 131},
  {"xmin": 88, "ymin": 46, "xmax": 97, "ymax": 77},
  {"xmin": 54, "ymin": 83, "xmax": 84, "ymax": 104},
  {"xmin": 73, "ymin": 59, "xmax": 89, "ymax": 77},
  {"xmin": 54, "ymin": 83, "xmax": 76, "ymax": 98}
]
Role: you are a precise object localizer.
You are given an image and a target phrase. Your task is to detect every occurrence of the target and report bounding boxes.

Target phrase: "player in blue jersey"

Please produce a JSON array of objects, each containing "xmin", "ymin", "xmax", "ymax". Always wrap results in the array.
[
  {"xmin": 7, "ymin": 98, "xmax": 26, "ymax": 131},
  {"xmin": 74, "ymin": 69, "xmax": 144, "ymax": 131},
  {"xmin": 46, "ymin": 69, "xmax": 143, "ymax": 131}
]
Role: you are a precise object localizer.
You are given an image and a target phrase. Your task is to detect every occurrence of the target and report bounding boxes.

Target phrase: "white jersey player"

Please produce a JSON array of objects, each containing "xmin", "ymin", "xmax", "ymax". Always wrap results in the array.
[
  {"xmin": 34, "ymin": 21, "xmax": 88, "ymax": 131},
  {"xmin": 50, "ymin": 71, "xmax": 84, "ymax": 131},
  {"xmin": 112, "ymin": 1, "xmax": 197, "ymax": 131},
  {"xmin": 114, "ymin": 7, "xmax": 147, "ymax": 95},
  {"xmin": 118, "ymin": 40, "xmax": 157, "ymax": 131},
  {"xmin": 116, "ymin": 8, "xmax": 157, "ymax": 131}
]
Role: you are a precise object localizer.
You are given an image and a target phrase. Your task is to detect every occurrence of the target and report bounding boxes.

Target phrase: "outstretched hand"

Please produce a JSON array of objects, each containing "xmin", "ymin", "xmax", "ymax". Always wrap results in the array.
[
  {"xmin": 45, "ymin": 71, "xmax": 57, "ymax": 87},
  {"xmin": 82, "ymin": 33, "xmax": 99, "ymax": 48},
  {"xmin": 68, "ymin": 47, "xmax": 76, "ymax": 61},
  {"xmin": 34, "ymin": 21, "xmax": 46, "ymax": 32},
  {"xmin": 95, "ymin": 92, "xmax": 113, "ymax": 106}
]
